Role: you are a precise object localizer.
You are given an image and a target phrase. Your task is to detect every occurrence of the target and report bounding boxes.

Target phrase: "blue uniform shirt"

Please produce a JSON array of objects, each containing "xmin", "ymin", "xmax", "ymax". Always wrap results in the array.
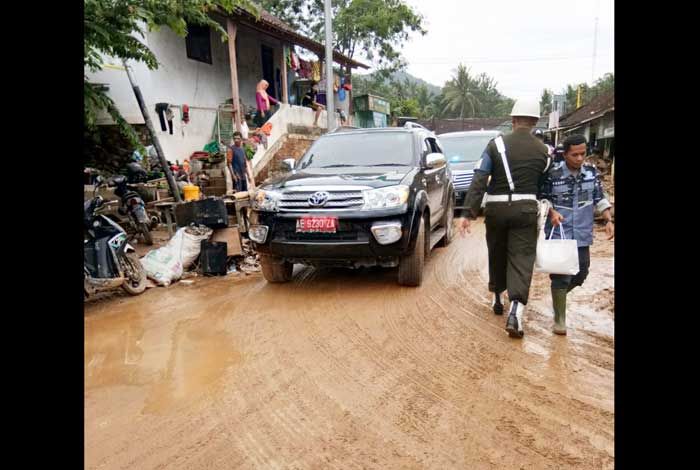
[{"xmin": 538, "ymin": 161, "xmax": 611, "ymax": 247}]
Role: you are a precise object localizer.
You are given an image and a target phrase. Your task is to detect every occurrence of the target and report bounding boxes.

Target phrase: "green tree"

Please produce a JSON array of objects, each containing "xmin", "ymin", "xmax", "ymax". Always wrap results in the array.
[
  {"xmin": 84, "ymin": 0, "xmax": 257, "ymax": 148},
  {"xmin": 414, "ymin": 84, "xmax": 434, "ymax": 118},
  {"xmin": 561, "ymin": 73, "xmax": 614, "ymax": 112},
  {"xmin": 540, "ymin": 88, "xmax": 553, "ymax": 115},
  {"xmin": 589, "ymin": 73, "xmax": 614, "ymax": 100},
  {"xmin": 564, "ymin": 83, "xmax": 590, "ymax": 111},
  {"xmin": 442, "ymin": 64, "xmax": 481, "ymax": 118},
  {"xmin": 260, "ymin": 0, "xmax": 425, "ymax": 74}
]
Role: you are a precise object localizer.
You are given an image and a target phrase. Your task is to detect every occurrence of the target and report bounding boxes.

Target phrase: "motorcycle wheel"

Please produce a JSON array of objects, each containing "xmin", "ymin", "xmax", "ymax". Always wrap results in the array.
[
  {"xmin": 139, "ymin": 223, "xmax": 153, "ymax": 245},
  {"xmin": 121, "ymin": 252, "xmax": 147, "ymax": 295}
]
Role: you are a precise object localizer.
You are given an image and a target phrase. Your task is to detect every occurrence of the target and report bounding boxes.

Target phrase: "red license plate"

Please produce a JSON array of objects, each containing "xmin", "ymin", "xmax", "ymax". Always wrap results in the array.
[{"xmin": 295, "ymin": 216, "xmax": 338, "ymax": 233}]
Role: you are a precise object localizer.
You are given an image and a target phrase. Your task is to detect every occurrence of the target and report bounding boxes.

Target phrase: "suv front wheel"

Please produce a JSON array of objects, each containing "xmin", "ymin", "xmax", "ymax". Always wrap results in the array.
[
  {"xmin": 260, "ymin": 254, "xmax": 293, "ymax": 283},
  {"xmin": 398, "ymin": 214, "xmax": 426, "ymax": 286}
]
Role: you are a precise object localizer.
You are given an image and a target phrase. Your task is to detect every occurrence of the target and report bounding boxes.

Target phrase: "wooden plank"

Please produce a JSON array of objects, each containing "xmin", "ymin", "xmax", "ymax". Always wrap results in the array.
[
  {"xmin": 211, "ymin": 227, "xmax": 243, "ymax": 256},
  {"xmin": 226, "ymin": 19, "xmax": 242, "ymax": 133}
]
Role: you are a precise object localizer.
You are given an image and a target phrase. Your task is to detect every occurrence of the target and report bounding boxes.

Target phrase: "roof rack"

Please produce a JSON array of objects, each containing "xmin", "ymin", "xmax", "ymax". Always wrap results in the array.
[{"xmin": 403, "ymin": 122, "xmax": 429, "ymax": 131}]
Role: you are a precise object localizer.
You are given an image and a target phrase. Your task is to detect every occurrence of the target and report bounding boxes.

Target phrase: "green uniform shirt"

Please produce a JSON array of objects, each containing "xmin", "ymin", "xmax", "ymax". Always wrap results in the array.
[{"xmin": 484, "ymin": 128, "xmax": 550, "ymax": 195}]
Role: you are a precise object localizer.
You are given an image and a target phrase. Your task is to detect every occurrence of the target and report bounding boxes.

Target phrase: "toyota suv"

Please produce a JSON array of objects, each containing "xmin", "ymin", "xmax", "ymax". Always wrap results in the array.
[
  {"xmin": 439, "ymin": 130, "xmax": 502, "ymax": 213},
  {"xmin": 248, "ymin": 123, "xmax": 455, "ymax": 286}
]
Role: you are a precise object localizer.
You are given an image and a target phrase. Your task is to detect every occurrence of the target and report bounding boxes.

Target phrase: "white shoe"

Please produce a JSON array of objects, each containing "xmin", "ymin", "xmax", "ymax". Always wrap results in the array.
[{"xmin": 505, "ymin": 301, "xmax": 525, "ymax": 338}]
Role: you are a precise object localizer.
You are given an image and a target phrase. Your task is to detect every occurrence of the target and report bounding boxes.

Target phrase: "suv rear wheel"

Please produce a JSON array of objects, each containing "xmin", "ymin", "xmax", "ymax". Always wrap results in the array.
[
  {"xmin": 398, "ymin": 214, "xmax": 426, "ymax": 286},
  {"xmin": 260, "ymin": 255, "xmax": 293, "ymax": 283}
]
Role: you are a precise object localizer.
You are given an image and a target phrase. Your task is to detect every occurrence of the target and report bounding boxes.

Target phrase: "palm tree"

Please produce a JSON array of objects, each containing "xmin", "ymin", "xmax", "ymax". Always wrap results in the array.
[{"xmin": 442, "ymin": 64, "xmax": 480, "ymax": 118}]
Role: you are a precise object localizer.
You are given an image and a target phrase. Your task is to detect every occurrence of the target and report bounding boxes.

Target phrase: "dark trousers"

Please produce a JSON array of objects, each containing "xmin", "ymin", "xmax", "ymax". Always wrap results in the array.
[
  {"xmin": 255, "ymin": 109, "xmax": 272, "ymax": 127},
  {"xmin": 550, "ymin": 246, "xmax": 591, "ymax": 291},
  {"xmin": 484, "ymin": 200, "xmax": 539, "ymax": 305}
]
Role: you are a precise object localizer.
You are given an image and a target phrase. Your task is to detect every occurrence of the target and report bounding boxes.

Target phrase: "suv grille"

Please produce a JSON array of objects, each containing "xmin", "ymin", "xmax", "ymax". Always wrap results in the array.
[
  {"xmin": 278, "ymin": 190, "xmax": 365, "ymax": 211},
  {"xmin": 452, "ymin": 170, "xmax": 474, "ymax": 191}
]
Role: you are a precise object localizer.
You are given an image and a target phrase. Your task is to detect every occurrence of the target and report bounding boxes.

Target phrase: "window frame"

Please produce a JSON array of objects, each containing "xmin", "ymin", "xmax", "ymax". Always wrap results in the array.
[{"xmin": 185, "ymin": 23, "xmax": 213, "ymax": 65}]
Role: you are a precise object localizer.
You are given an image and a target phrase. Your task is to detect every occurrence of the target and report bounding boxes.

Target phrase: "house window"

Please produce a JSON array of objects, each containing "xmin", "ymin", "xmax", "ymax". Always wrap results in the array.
[{"xmin": 185, "ymin": 24, "xmax": 212, "ymax": 64}]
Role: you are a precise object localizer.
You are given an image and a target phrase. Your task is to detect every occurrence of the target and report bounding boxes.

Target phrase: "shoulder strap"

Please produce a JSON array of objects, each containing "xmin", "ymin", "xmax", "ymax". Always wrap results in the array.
[{"xmin": 494, "ymin": 136, "xmax": 515, "ymax": 192}]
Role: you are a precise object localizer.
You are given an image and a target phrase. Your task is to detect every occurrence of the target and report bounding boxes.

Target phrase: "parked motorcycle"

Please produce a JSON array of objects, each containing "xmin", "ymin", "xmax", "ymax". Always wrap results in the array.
[
  {"xmin": 84, "ymin": 195, "xmax": 147, "ymax": 297},
  {"xmin": 97, "ymin": 175, "xmax": 154, "ymax": 245}
]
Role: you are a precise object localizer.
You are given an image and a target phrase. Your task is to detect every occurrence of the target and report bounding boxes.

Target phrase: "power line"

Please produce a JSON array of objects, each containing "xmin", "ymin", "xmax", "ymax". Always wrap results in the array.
[{"xmin": 407, "ymin": 53, "xmax": 613, "ymax": 65}]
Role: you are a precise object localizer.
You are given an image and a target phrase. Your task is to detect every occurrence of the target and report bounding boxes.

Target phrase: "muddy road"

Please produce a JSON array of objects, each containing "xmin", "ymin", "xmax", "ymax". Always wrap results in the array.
[{"xmin": 85, "ymin": 219, "xmax": 614, "ymax": 469}]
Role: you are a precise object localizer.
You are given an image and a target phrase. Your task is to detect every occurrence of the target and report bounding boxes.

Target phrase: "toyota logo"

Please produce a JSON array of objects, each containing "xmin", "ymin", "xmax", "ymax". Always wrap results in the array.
[{"xmin": 308, "ymin": 191, "xmax": 330, "ymax": 207}]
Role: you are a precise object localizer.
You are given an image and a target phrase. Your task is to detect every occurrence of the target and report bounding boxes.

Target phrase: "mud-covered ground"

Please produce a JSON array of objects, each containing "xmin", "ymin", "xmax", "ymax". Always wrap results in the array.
[{"xmin": 85, "ymin": 219, "xmax": 614, "ymax": 469}]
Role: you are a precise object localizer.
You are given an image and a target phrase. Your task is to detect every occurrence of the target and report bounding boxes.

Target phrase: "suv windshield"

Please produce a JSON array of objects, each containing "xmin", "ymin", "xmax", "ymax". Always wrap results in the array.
[
  {"xmin": 440, "ymin": 135, "xmax": 495, "ymax": 163},
  {"xmin": 298, "ymin": 132, "xmax": 414, "ymax": 169}
]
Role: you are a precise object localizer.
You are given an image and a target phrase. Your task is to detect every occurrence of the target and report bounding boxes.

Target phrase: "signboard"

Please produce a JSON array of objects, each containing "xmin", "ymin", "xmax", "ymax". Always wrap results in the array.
[
  {"xmin": 603, "ymin": 126, "xmax": 614, "ymax": 138},
  {"xmin": 548, "ymin": 110, "xmax": 560, "ymax": 130}
]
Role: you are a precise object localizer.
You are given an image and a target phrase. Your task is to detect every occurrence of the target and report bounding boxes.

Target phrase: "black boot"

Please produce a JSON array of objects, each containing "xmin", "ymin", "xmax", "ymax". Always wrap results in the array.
[
  {"xmin": 505, "ymin": 301, "xmax": 524, "ymax": 338},
  {"xmin": 492, "ymin": 291, "xmax": 504, "ymax": 315}
]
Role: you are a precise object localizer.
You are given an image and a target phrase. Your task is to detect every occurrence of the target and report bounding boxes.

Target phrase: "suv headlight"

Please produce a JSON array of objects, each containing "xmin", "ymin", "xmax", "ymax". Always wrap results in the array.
[
  {"xmin": 362, "ymin": 185, "xmax": 410, "ymax": 210},
  {"xmin": 252, "ymin": 188, "xmax": 282, "ymax": 212}
]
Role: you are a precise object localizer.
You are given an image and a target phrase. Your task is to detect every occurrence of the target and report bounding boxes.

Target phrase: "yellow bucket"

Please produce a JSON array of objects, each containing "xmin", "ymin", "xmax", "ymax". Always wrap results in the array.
[{"xmin": 183, "ymin": 184, "xmax": 200, "ymax": 201}]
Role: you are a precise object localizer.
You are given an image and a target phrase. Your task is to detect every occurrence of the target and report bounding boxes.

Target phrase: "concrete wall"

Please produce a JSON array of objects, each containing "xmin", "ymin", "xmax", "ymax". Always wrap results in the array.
[
  {"xmin": 251, "ymin": 103, "xmax": 330, "ymax": 175},
  {"xmin": 85, "ymin": 19, "xmax": 285, "ymax": 163}
]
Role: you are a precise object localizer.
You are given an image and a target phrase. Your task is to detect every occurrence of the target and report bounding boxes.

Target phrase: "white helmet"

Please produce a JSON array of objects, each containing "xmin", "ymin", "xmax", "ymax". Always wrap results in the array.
[{"xmin": 510, "ymin": 98, "xmax": 541, "ymax": 118}]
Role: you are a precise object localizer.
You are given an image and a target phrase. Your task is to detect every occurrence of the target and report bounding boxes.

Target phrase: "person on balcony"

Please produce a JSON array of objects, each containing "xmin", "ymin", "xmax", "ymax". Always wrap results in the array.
[{"xmin": 255, "ymin": 80, "xmax": 279, "ymax": 127}]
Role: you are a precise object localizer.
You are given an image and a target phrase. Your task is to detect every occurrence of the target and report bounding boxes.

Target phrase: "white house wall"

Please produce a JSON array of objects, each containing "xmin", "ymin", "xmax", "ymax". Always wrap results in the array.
[
  {"xmin": 85, "ymin": 18, "xmax": 285, "ymax": 163},
  {"xmin": 235, "ymin": 25, "xmax": 284, "ymax": 112}
]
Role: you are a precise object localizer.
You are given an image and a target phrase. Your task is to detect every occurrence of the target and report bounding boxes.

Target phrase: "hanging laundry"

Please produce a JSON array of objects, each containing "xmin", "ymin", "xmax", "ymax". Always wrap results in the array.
[
  {"xmin": 338, "ymin": 77, "xmax": 347, "ymax": 101},
  {"xmin": 155, "ymin": 103, "xmax": 169, "ymax": 131},
  {"xmin": 285, "ymin": 46, "xmax": 292, "ymax": 69},
  {"xmin": 165, "ymin": 106, "xmax": 174, "ymax": 134},
  {"xmin": 291, "ymin": 52, "xmax": 300, "ymax": 70},
  {"xmin": 311, "ymin": 61, "xmax": 321, "ymax": 82},
  {"xmin": 298, "ymin": 59, "xmax": 311, "ymax": 79},
  {"xmin": 182, "ymin": 104, "xmax": 190, "ymax": 123}
]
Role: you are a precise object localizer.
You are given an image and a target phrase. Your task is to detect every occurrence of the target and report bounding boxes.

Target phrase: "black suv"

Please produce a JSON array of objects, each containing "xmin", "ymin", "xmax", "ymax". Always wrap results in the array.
[{"xmin": 248, "ymin": 123, "xmax": 455, "ymax": 286}]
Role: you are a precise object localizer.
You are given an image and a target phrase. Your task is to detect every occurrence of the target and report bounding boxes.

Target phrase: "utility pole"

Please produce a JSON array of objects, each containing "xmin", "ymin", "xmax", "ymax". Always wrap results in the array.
[
  {"xmin": 592, "ymin": 0, "xmax": 600, "ymax": 83},
  {"xmin": 324, "ymin": 0, "xmax": 336, "ymax": 131},
  {"xmin": 123, "ymin": 60, "xmax": 182, "ymax": 203}
]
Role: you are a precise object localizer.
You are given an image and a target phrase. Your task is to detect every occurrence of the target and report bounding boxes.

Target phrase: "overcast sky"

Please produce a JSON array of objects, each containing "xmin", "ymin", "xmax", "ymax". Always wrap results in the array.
[{"xmin": 394, "ymin": 0, "xmax": 614, "ymax": 98}]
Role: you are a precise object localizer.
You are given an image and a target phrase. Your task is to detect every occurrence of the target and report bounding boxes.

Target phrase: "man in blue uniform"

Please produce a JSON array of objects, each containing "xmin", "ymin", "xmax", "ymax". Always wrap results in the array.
[{"xmin": 538, "ymin": 134, "xmax": 614, "ymax": 335}]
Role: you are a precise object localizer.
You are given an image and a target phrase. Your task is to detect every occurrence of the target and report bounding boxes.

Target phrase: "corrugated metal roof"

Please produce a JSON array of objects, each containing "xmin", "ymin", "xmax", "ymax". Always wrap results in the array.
[{"xmin": 557, "ymin": 91, "xmax": 614, "ymax": 129}]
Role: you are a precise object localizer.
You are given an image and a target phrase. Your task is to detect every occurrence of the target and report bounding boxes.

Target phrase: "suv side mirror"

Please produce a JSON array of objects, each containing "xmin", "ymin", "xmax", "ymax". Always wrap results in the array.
[
  {"xmin": 425, "ymin": 152, "xmax": 446, "ymax": 169},
  {"xmin": 281, "ymin": 158, "xmax": 296, "ymax": 172}
]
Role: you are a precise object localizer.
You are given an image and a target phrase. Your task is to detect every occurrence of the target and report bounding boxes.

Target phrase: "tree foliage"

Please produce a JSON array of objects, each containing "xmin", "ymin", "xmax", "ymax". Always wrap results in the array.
[
  {"xmin": 84, "ymin": 0, "xmax": 257, "ymax": 148},
  {"xmin": 540, "ymin": 88, "xmax": 553, "ymax": 115},
  {"xmin": 561, "ymin": 73, "xmax": 614, "ymax": 112},
  {"xmin": 259, "ymin": 0, "xmax": 425, "ymax": 73},
  {"xmin": 353, "ymin": 64, "xmax": 514, "ymax": 120}
]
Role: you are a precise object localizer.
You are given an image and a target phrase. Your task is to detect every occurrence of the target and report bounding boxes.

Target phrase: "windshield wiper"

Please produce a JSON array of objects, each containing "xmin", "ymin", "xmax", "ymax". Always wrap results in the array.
[
  {"xmin": 367, "ymin": 163, "xmax": 410, "ymax": 167},
  {"xmin": 319, "ymin": 164, "xmax": 357, "ymax": 168}
]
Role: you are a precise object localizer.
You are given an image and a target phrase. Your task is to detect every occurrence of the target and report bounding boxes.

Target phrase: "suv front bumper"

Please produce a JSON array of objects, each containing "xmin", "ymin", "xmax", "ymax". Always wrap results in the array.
[{"xmin": 251, "ymin": 210, "xmax": 413, "ymax": 265}]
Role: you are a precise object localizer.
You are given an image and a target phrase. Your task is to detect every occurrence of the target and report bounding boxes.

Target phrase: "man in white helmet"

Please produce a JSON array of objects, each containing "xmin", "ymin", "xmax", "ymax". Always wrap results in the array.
[{"xmin": 455, "ymin": 97, "xmax": 551, "ymax": 338}]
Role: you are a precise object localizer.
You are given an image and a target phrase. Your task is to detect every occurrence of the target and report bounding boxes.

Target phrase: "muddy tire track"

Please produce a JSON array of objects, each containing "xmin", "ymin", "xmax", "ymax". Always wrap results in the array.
[{"xmin": 85, "ymin": 219, "xmax": 614, "ymax": 469}]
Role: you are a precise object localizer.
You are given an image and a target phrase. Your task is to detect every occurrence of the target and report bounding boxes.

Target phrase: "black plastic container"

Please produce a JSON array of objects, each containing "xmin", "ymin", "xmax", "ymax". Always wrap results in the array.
[
  {"xmin": 200, "ymin": 241, "xmax": 227, "ymax": 275},
  {"xmin": 175, "ymin": 198, "xmax": 229, "ymax": 228}
]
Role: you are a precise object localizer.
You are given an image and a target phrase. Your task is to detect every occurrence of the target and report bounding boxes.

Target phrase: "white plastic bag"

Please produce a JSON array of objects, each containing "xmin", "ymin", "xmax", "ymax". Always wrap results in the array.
[
  {"xmin": 140, "ymin": 246, "xmax": 183, "ymax": 287},
  {"xmin": 534, "ymin": 224, "xmax": 580, "ymax": 275},
  {"xmin": 140, "ymin": 225, "xmax": 212, "ymax": 286},
  {"xmin": 177, "ymin": 225, "xmax": 213, "ymax": 269}
]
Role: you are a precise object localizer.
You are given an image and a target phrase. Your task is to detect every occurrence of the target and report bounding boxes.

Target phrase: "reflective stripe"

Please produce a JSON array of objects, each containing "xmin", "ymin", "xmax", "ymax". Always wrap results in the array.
[
  {"xmin": 494, "ymin": 136, "xmax": 515, "ymax": 192},
  {"xmin": 485, "ymin": 194, "xmax": 537, "ymax": 202}
]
